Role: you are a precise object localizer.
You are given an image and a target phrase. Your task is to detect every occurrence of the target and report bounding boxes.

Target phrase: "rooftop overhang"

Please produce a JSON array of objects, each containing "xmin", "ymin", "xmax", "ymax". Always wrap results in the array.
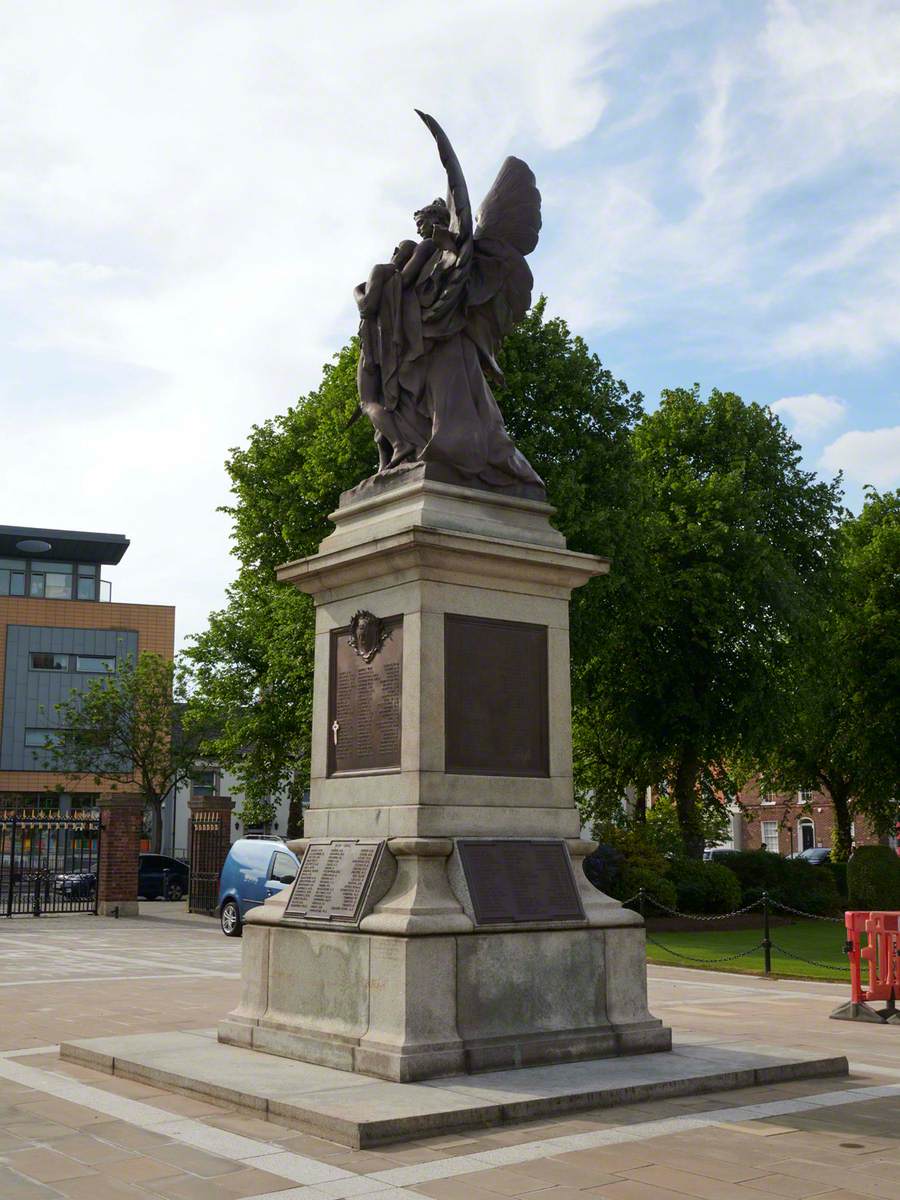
[{"xmin": 0, "ymin": 525, "xmax": 130, "ymax": 565}]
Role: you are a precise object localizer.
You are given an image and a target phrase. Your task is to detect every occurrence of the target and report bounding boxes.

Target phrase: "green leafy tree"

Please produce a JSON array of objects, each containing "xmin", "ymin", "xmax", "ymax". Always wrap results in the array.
[
  {"xmin": 765, "ymin": 488, "xmax": 900, "ymax": 859},
  {"xmin": 42, "ymin": 653, "xmax": 205, "ymax": 852},
  {"xmin": 580, "ymin": 386, "xmax": 842, "ymax": 857},
  {"xmin": 183, "ymin": 302, "xmax": 643, "ymax": 815}
]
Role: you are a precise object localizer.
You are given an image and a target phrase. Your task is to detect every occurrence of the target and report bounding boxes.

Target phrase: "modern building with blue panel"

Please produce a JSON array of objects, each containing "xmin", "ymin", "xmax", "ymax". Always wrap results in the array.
[{"xmin": 0, "ymin": 525, "xmax": 175, "ymax": 810}]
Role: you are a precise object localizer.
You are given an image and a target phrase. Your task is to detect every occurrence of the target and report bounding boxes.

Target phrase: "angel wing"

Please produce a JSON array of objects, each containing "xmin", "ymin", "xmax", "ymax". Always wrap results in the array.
[{"xmin": 465, "ymin": 156, "xmax": 542, "ymax": 378}]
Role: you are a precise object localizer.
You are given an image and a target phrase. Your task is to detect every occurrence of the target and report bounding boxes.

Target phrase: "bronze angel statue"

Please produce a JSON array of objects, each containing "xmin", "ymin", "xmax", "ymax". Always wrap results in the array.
[{"xmin": 351, "ymin": 111, "xmax": 545, "ymax": 498}]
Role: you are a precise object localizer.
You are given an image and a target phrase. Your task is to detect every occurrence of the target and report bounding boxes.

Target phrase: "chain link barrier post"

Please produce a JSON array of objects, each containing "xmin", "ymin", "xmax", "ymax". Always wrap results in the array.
[{"xmin": 762, "ymin": 890, "xmax": 772, "ymax": 976}]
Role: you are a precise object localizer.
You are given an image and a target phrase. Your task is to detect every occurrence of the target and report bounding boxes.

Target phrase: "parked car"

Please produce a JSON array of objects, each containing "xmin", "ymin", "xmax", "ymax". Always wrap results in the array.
[
  {"xmin": 53, "ymin": 870, "xmax": 96, "ymax": 898},
  {"xmin": 795, "ymin": 847, "xmax": 831, "ymax": 866},
  {"xmin": 703, "ymin": 848, "xmax": 739, "ymax": 862},
  {"xmin": 138, "ymin": 853, "xmax": 190, "ymax": 900},
  {"xmin": 217, "ymin": 836, "xmax": 300, "ymax": 937}
]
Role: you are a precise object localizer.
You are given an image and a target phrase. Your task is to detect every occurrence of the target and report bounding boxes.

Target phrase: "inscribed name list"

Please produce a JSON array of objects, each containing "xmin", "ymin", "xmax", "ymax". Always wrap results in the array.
[
  {"xmin": 328, "ymin": 617, "xmax": 402, "ymax": 774},
  {"xmin": 285, "ymin": 839, "xmax": 384, "ymax": 923},
  {"xmin": 458, "ymin": 839, "xmax": 585, "ymax": 925}
]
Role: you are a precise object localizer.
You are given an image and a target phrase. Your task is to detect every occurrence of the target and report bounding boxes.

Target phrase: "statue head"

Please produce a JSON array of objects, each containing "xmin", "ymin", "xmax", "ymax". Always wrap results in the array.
[
  {"xmin": 391, "ymin": 239, "xmax": 417, "ymax": 268},
  {"xmin": 414, "ymin": 197, "xmax": 450, "ymax": 238}
]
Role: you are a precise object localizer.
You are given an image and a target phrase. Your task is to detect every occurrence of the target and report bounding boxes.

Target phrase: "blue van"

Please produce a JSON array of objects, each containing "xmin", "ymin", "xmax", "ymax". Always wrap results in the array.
[{"xmin": 217, "ymin": 836, "xmax": 300, "ymax": 937}]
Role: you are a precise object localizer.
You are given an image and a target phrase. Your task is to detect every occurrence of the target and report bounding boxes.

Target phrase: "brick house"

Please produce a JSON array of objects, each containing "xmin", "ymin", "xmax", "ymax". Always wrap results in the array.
[{"xmin": 734, "ymin": 783, "xmax": 886, "ymax": 856}]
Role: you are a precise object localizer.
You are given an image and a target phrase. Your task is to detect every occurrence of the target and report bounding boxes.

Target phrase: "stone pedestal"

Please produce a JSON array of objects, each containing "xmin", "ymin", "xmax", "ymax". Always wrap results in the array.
[
  {"xmin": 220, "ymin": 472, "xmax": 670, "ymax": 1079},
  {"xmin": 96, "ymin": 794, "xmax": 144, "ymax": 917}
]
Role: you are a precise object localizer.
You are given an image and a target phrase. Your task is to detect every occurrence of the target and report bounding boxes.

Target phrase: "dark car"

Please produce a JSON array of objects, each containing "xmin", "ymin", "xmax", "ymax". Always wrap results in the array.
[
  {"xmin": 54, "ymin": 870, "xmax": 96, "ymax": 898},
  {"xmin": 796, "ymin": 847, "xmax": 831, "ymax": 866},
  {"xmin": 138, "ymin": 853, "xmax": 189, "ymax": 900}
]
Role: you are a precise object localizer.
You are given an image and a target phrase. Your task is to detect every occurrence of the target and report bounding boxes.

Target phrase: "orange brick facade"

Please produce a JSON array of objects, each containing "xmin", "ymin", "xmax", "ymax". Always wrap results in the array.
[{"xmin": 0, "ymin": 596, "xmax": 175, "ymax": 798}]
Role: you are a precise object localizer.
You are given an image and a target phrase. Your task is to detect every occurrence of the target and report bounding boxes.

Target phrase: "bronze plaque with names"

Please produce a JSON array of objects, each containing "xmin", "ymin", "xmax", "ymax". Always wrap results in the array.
[
  {"xmin": 444, "ymin": 614, "xmax": 548, "ymax": 776},
  {"xmin": 328, "ymin": 615, "xmax": 402, "ymax": 775},
  {"xmin": 284, "ymin": 839, "xmax": 385, "ymax": 924},
  {"xmin": 457, "ymin": 839, "xmax": 585, "ymax": 925}
]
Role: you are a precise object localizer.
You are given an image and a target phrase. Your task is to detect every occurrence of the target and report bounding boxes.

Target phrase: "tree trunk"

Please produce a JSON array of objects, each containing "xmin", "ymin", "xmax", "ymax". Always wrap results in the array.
[
  {"xmin": 673, "ymin": 750, "xmax": 704, "ymax": 859},
  {"xmin": 828, "ymin": 778, "xmax": 853, "ymax": 862},
  {"xmin": 148, "ymin": 798, "xmax": 163, "ymax": 853},
  {"xmin": 633, "ymin": 783, "xmax": 648, "ymax": 825}
]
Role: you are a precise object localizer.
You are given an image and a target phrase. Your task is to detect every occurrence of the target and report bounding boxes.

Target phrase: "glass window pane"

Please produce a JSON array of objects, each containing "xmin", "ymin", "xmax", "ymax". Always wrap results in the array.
[
  {"xmin": 10, "ymin": 572, "xmax": 25, "ymax": 596},
  {"xmin": 77, "ymin": 577, "xmax": 96, "ymax": 600},
  {"xmin": 31, "ymin": 652, "xmax": 70, "ymax": 671},
  {"xmin": 77, "ymin": 563, "xmax": 97, "ymax": 576},
  {"xmin": 0, "ymin": 569, "xmax": 8, "ymax": 595},
  {"xmin": 75, "ymin": 655, "xmax": 115, "ymax": 673},
  {"xmin": 270, "ymin": 852, "xmax": 297, "ymax": 883},
  {"xmin": 29, "ymin": 574, "xmax": 45, "ymax": 597},
  {"xmin": 45, "ymin": 573, "xmax": 73, "ymax": 599},
  {"xmin": 191, "ymin": 770, "xmax": 216, "ymax": 796},
  {"xmin": 761, "ymin": 821, "xmax": 779, "ymax": 853},
  {"xmin": 35, "ymin": 561, "xmax": 73, "ymax": 573},
  {"xmin": 0, "ymin": 558, "xmax": 26, "ymax": 569}
]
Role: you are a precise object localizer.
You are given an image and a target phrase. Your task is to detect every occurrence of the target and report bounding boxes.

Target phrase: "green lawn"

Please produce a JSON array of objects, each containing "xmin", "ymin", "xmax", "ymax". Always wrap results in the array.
[{"xmin": 644, "ymin": 918, "xmax": 850, "ymax": 982}]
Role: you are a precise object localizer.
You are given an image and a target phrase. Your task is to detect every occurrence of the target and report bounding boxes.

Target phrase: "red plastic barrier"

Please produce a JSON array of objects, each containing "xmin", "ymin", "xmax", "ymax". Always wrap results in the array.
[{"xmin": 844, "ymin": 910, "xmax": 900, "ymax": 1004}]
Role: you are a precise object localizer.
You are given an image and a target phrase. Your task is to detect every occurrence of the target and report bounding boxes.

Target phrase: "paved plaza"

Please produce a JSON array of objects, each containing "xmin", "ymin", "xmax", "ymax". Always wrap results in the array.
[{"xmin": 0, "ymin": 911, "xmax": 898, "ymax": 1199}]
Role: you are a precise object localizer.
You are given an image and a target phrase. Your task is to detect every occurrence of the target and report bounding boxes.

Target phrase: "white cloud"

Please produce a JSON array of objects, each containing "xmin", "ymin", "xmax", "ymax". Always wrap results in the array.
[
  {"xmin": 821, "ymin": 425, "xmax": 900, "ymax": 489},
  {"xmin": 770, "ymin": 393, "xmax": 847, "ymax": 439}
]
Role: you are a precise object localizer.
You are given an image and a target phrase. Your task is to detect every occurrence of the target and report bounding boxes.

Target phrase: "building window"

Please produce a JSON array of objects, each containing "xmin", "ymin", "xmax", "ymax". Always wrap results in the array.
[
  {"xmin": 0, "ymin": 558, "xmax": 101, "ymax": 601},
  {"xmin": 24, "ymin": 728, "xmax": 66, "ymax": 749},
  {"xmin": 29, "ymin": 653, "xmax": 116, "ymax": 674},
  {"xmin": 0, "ymin": 558, "xmax": 27, "ymax": 596},
  {"xmin": 77, "ymin": 563, "xmax": 97, "ymax": 600},
  {"xmin": 761, "ymin": 791, "xmax": 776, "ymax": 805},
  {"xmin": 798, "ymin": 789, "xmax": 814, "ymax": 804},
  {"xmin": 761, "ymin": 821, "xmax": 780, "ymax": 853},
  {"xmin": 30, "ymin": 652, "xmax": 70, "ymax": 671},
  {"xmin": 191, "ymin": 770, "xmax": 217, "ymax": 796},
  {"xmin": 75, "ymin": 655, "xmax": 115, "ymax": 673},
  {"xmin": 29, "ymin": 561, "xmax": 74, "ymax": 601}
]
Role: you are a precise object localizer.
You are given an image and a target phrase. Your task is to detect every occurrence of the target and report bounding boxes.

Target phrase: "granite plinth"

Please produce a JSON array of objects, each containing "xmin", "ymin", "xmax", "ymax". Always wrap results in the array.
[{"xmin": 59, "ymin": 1029, "xmax": 848, "ymax": 1149}]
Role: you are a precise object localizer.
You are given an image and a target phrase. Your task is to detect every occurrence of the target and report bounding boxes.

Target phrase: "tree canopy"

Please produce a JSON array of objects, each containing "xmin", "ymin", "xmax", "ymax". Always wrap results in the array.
[
  {"xmin": 763, "ymin": 487, "xmax": 900, "ymax": 858},
  {"xmin": 576, "ymin": 386, "xmax": 844, "ymax": 856}
]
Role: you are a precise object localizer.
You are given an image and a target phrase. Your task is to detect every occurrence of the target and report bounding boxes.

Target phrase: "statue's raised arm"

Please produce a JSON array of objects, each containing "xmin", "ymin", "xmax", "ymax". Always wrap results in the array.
[{"xmin": 351, "ymin": 111, "xmax": 545, "ymax": 500}]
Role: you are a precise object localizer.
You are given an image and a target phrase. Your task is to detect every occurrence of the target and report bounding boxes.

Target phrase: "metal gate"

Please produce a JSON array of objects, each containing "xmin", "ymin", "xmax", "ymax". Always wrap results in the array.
[
  {"xmin": 188, "ymin": 812, "xmax": 229, "ymax": 915},
  {"xmin": 1, "ymin": 811, "xmax": 101, "ymax": 917}
]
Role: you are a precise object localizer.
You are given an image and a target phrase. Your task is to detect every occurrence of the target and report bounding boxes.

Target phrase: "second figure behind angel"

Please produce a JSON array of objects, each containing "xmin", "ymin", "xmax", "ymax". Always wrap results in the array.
[{"xmin": 350, "ymin": 110, "xmax": 545, "ymax": 499}]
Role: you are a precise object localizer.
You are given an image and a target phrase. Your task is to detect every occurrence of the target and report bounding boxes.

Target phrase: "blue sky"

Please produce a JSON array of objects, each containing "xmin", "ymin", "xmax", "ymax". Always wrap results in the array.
[{"xmin": 1, "ymin": 0, "xmax": 898, "ymax": 644}]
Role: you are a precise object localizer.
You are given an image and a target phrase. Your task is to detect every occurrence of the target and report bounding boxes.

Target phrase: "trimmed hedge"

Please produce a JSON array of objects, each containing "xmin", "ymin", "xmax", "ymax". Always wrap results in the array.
[
  {"xmin": 829, "ymin": 860, "xmax": 848, "ymax": 900},
  {"xmin": 615, "ymin": 864, "xmax": 677, "ymax": 914},
  {"xmin": 666, "ymin": 858, "xmax": 742, "ymax": 914},
  {"xmin": 847, "ymin": 846, "xmax": 900, "ymax": 910},
  {"xmin": 716, "ymin": 850, "xmax": 840, "ymax": 916}
]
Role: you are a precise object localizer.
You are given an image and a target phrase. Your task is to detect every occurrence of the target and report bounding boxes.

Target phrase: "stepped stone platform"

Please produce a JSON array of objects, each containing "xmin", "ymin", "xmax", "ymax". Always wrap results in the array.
[{"xmin": 60, "ymin": 1029, "xmax": 848, "ymax": 1148}]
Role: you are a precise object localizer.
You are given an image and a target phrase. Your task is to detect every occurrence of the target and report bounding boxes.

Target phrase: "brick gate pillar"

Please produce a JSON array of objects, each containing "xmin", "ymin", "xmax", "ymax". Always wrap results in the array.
[
  {"xmin": 188, "ymin": 795, "xmax": 235, "ymax": 915},
  {"xmin": 96, "ymin": 794, "xmax": 144, "ymax": 917}
]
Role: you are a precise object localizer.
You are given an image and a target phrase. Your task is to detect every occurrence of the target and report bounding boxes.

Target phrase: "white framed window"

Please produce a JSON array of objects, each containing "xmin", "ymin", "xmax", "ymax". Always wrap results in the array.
[
  {"xmin": 761, "ymin": 791, "xmax": 776, "ymax": 805},
  {"xmin": 761, "ymin": 821, "xmax": 780, "ymax": 853},
  {"xmin": 798, "ymin": 788, "xmax": 814, "ymax": 804}
]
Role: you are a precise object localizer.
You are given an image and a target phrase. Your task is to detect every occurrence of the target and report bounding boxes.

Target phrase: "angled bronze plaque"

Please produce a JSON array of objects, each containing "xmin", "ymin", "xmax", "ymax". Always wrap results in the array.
[
  {"xmin": 457, "ymin": 839, "xmax": 585, "ymax": 925},
  {"xmin": 284, "ymin": 839, "xmax": 385, "ymax": 924},
  {"xmin": 328, "ymin": 614, "xmax": 402, "ymax": 775},
  {"xmin": 444, "ymin": 614, "xmax": 548, "ymax": 776}
]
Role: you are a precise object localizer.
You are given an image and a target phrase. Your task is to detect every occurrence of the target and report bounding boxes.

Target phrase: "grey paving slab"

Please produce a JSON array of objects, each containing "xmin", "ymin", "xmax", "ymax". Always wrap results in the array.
[{"xmin": 59, "ymin": 1030, "xmax": 848, "ymax": 1149}]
